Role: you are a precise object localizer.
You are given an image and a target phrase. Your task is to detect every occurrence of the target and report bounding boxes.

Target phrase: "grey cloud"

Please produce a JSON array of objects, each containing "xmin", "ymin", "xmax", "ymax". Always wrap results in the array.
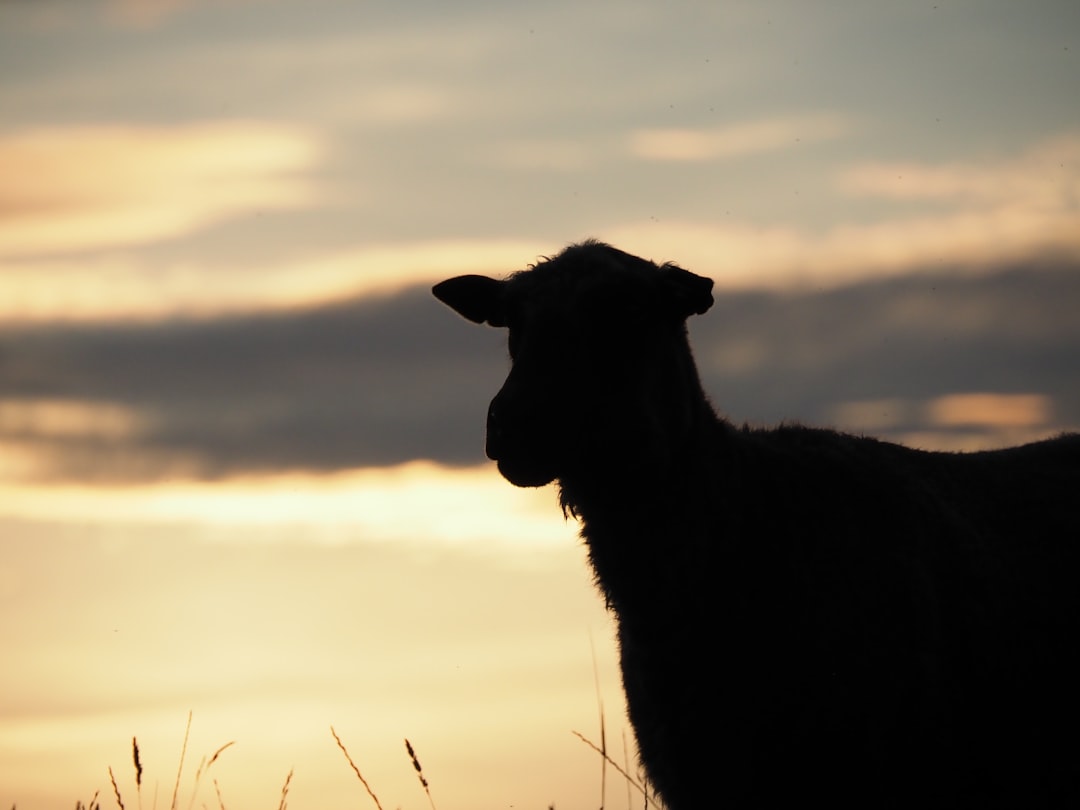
[
  {"xmin": 0, "ymin": 287, "xmax": 506, "ymax": 480},
  {"xmin": 2, "ymin": 260, "xmax": 1078, "ymax": 482},
  {"xmin": 699, "ymin": 262, "xmax": 1080, "ymax": 430}
]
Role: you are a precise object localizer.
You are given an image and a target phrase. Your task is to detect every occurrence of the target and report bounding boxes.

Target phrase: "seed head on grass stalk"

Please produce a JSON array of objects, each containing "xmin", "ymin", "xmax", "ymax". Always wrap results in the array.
[
  {"xmin": 405, "ymin": 738, "xmax": 437, "ymax": 810},
  {"xmin": 132, "ymin": 737, "xmax": 143, "ymax": 810},
  {"xmin": 187, "ymin": 741, "xmax": 234, "ymax": 810},
  {"xmin": 132, "ymin": 738, "xmax": 142, "ymax": 787}
]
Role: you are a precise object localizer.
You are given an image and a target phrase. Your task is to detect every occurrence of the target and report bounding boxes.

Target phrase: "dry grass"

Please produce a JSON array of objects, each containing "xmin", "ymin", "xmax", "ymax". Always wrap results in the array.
[
  {"xmin": 103, "ymin": 712, "xmax": 235, "ymax": 810},
  {"xmin": 404, "ymin": 738, "xmax": 437, "ymax": 810},
  {"xmin": 31, "ymin": 708, "xmax": 659, "ymax": 810},
  {"xmin": 330, "ymin": 726, "xmax": 384, "ymax": 810},
  {"xmin": 276, "ymin": 769, "xmax": 293, "ymax": 810},
  {"xmin": 571, "ymin": 731, "xmax": 660, "ymax": 809}
]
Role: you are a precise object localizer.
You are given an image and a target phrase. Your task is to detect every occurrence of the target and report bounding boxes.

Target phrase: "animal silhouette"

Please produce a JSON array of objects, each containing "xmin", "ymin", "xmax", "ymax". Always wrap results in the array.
[{"xmin": 433, "ymin": 240, "xmax": 1080, "ymax": 808}]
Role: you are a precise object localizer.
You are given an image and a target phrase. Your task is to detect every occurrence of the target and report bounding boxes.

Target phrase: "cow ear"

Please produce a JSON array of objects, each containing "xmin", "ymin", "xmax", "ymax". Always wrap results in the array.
[
  {"xmin": 660, "ymin": 264, "xmax": 714, "ymax": 318},
  {"xmin": 432, "ymin": 275, "xmax": 507, "ymax": 326}
]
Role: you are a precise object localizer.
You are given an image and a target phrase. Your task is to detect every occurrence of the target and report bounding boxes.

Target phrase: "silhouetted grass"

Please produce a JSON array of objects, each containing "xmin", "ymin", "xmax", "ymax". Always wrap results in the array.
[
  {"xmin": 330, "ymin": 725, "xmax": 384, "ymax": 810},
  {"xmin": 31, "ymin": 710, "xmax": 660, "ymax": 810},
  {"xmin": 404, "ymin": 738, "xmax": 437, "ymax": 810},
  {"xmin": 103, "ymin": 712, "xmax": 234, "ymax": 810}
]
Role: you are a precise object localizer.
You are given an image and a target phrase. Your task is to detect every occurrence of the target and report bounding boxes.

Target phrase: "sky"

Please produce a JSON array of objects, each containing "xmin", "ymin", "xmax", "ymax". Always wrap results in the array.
[{"xmin": 1, "ymin": 0, "xmax": 1078, "ymax": 807}]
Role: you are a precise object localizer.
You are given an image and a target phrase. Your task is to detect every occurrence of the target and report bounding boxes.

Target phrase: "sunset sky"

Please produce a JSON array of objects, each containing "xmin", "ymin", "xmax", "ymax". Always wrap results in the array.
[{"xmin": 2, "ymin": 1, "xmax": 1079, "ymax": 807}]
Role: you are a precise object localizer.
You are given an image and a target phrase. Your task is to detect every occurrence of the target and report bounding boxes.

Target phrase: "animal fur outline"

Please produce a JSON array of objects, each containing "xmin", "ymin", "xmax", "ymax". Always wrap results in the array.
[{"xmin": 433, "ymin": 240, "xmax": 1080, "ymax": 809}]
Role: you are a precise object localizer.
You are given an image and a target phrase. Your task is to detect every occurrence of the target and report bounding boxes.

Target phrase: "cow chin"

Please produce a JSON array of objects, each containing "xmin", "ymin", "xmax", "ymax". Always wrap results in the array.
[{"xmin": 495, "ymin": 457, "xmax": 557, "ymax": 488}]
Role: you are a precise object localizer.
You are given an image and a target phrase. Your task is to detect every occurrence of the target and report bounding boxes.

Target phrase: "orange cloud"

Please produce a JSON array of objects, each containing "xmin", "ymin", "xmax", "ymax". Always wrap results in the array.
[
  {"xmin": 3, "ymin": 128, "xmax": 1077, "ymax": 323},
  {"xmin": 604, "ymin": 137, "xmax": 1080, "ymax": 289},
  {"xmin": 839, "ymin": 135, "xmax": 1080, "ymax": 205},
  {"xmin": 0, "ymin": 237, "xmax": 550, "ymax": 323},
  {"xmin": 826, "ymin": 393, "xmax": 1060, "ymax": 452},
  {"xmin": 627, "ymin": 115, "xmax": 849, "ymax": 162},
  {"xmin": 0, "ymin": 121, "xmax": 322, "ymax": 258},
  {"xmin": 926, "ymin": 393, "xmax": 1052, "ymax": 429},
  {"xmin": 0, "ymin": 398, "xmax": 145, "ymax": 439}
]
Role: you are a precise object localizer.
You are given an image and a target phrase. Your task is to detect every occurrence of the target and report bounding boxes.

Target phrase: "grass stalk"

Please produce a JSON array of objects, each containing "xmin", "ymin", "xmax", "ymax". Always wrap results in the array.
[
  {"xmin": 132, "ymin": 738, "xmax": 143, "ymax": 810},
  {"xmin": 572, "ymin": 731, "xmax": 652, "ymax": 801},
  {"xmin": 108, "ymin": 766, "xmax": 125, "ymax": 810},
  {"xmin": 186, "ymin": 741, "xmax": 234, "ymax": 810},
  {"xmin": 169, "ymin": 712, "xmax": 192, "ymax": 810},
  {"xmin": 590, "ymin": 631, "xmax": 607, "ymax": 810},
  {"xmin": 330, "ymin": 727, "xmax": 384, "ymax": 810},
  {"xmin": 276, "ymin": 770, "xmax": 292, "ymax": 810},
  {"xmin": 404, "ymin": 738, "xmax": 437, "ymax": 810}
]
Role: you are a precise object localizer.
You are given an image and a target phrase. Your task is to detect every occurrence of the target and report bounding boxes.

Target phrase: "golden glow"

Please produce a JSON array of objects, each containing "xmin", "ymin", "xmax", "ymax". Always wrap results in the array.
[
  {"xmin": 605, "ymin": 132, "xmax": 1080, "ymax": 287},
  {"xmin": 0, "ymin": 461, "xmax": 577, "ymax": 549},
  {"xmin": 256, "ymin": 238, "xmax": 554, "ymax": 309},
  {"xmin": 825, "ymin": 394, "xmax": 1060, "ymax": 451},
  {"xmin": 0, "ymin": 441, "xmax": 46, "ymax": 480},
  {"xmin": 0, "ymin": 238, "xmax": 548, "ymax": 323},
  {"xmin": 829, "ymin": 394, "xmax": 1055, "ymax": 434},
  {"xmin": 0, "ymin": 398, "xmax": 146, "ymax": 439},
  {"xmin": 627, "ymin": 115, "xmax": 849, "ymax": 162},
  {"xmin": 2, "ymin": 130, "xmax": 1077, "ymax": 323},
  {"xmin": 926, "ymin": 393, "xmax": 1052, "ymax": 429},
  {"xmin": 0, "ymin": 122, "xmax": 322, "ymax": 258},
  {"xmin": 839, "ymin": 135, "xmax": 1080, "ymax": 204},
  {"xmin": 892, "ymin": 429, "xmax": 1056, "ymax": 452},
  {"xmin": 601, "ymin": 206, "xmax": 1080, "ymax": 291}
]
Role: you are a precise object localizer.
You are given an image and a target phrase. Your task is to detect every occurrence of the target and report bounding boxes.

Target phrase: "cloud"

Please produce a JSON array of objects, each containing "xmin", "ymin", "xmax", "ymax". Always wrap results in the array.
[
  {"xmin": 0, "ymin": 238, "xmax": 551, "ymax": 323},
  {"xmin": 0, "ymin": 121, "xmax": 322, "ymax": 259},
  {"xmin": 627, "ymin": 115, "xmax": 850, "ymax": 162},
  {"xmin": 0, "ymin": 284, "xmax": 508, "ymax": 481},
  {"xmin": 9, "ymin": 132, "xmax": 1075, "ymax": 325},
  {"xmin": 839, "ymin": 135, "xmax": 1080, "ymax": 205},
  {"xmin": 487, "ymin": 138, "xmax": 596, "ymax": 172},
  {"xmin": 601, "ymin": 134, "xmax": 1080, "ymax": 289},
  {"xmin": 1, "ymin": 262, "xmax": 1077, "ymax": 485},
  {"xmin": 0, "ymin": 398, "xmax": 145, "ymax": 439},
  {"xmin": 22, "ymin": 0, "xmax": 261, "ymax": 30},
  {"xmin": 825, "ymin": 394, "xmax": 1058, "ymax": 452},
  {"xmin": 105, "ymin": 0, "xmax": 191, "ymax": 27},
  {"xmin": 925, "ymin": 393, "xmax": 1052, "ymax": 429},
  {"xmin": 491, "ymin": 114, "xmax": 850, "ymax": 173}
]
